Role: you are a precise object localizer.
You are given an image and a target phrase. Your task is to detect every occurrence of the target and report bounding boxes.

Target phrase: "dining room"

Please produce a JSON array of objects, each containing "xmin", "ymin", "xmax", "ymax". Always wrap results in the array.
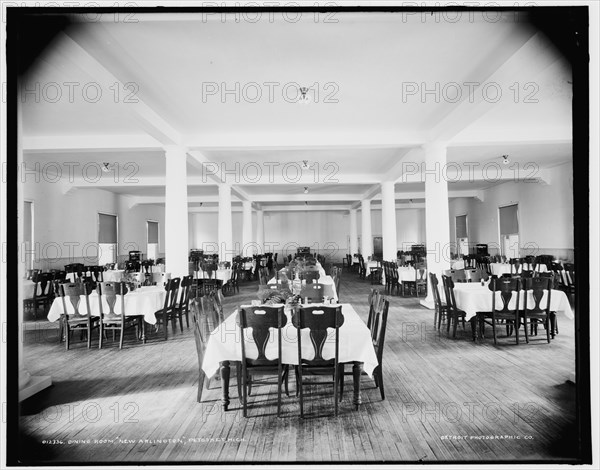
[{"xmin": 4, "ymin": 4, "xmax": 595, "ymax": 467}]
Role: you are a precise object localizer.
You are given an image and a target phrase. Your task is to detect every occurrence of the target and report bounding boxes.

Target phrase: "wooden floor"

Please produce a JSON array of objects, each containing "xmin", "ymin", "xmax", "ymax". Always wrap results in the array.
[{"xmin": 18, "ymin": 271, "xmax": 579, "ymax": 463}]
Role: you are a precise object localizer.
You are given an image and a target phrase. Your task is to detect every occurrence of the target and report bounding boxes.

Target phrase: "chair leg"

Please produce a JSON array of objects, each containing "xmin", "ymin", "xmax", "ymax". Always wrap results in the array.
[
  {"xmin": 65, "ymin": 323, "xmax": 70, "ymax": 350},
  {"xmin": 338, "ymin": 364, "xmax": 345, "ymax": 401},
  {"xmin": 452, "ymin": 316, "xmax": 458, "ymax": 338},
  {"xmin": 378, "ymin": 366, "xmax": 385, "ymax": 400},
  {"xmin": 283, "ymin": 366, "xmax": 290, "ymax": 397},
  {"xmin": 492, "ymin": 319, "xmax": 498, "ymax": 345},
  {"xmin": 334, "ymin": 363, "xmax": 339, "ymax": 417},
  {"xmin": 241, "ymin": 365, "xmax": 248, "ymax": 418},
  {"xmin": 87, "ymin": 321, "xmax": 92, "ymax": 349},
  {"xmin": 298, "ymin": 365, "xmax": 304, "ymax": 418},
  {"xmin": 99, "ymin": 323, "xmax": 103, "ymax": 349},
  {"xmin": 277, "ymin": 363, "xmax": 282, "ymax": 418},
  {"xmin": 546, "ymin": 317, "xmax": 551, "ymax": 343}
]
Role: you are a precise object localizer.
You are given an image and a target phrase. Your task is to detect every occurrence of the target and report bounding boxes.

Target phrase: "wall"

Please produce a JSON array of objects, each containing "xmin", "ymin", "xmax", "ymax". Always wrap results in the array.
[
  {"xmin": 23, "ymin": 180, "xmax": 165, "ymax": 270},
  {"xmin": 365, "ymin": 208, "xmax": 426, "ymax": 254},
  {"xmin": 448, "ymin": 162, "xmax": 574, "ymax": 261}
]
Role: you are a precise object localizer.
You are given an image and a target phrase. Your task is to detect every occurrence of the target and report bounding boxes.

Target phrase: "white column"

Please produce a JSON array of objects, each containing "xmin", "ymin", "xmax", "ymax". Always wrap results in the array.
[
  {"xmin": 218, "ymin": 184, "xmax": 234, "ymax": 262},
  {"xmin": 381, "ymin": 181, "xmax": 397, "ymax": 260},
  {"xmin": 349, "ymin": 209, "xmax": 358, "ymax": 255},
  {"xmin": 242, "ymin": 200, "xmax": 253, "ymax": 257},
  {"xmin": 256, "ymin": 210, "xmax": 264, "ymax": 253},
  {"xmin": 421, "ymin": 142, "xmax": 451, "ymax": 309},
  {"xmin": 361, "ymin": 199, "xmax": 373, "ymax": 259},
  {"xmin": 17, "ymin": 90, "xmax": 51, "ymax": 401},
  {"xmin": 164, "ymin": 146, "xmax": 189, "ymax": 278}
]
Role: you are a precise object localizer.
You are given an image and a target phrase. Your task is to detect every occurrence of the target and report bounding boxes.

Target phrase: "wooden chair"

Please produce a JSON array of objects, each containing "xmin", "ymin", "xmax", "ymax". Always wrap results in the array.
[
  {"xmin": 97, "ymin": 281, "xmax": 144, "ymax": 349},
  {"xmin": 521, "ymin": 277, "xmax": 552, "ymax": 343},
  {"xmin": 237, "ymin": 305, "xmax": 289, "ymax": 417},
  {"xmin": 402, "ymin": 264, "xmax": 427, "ymax": 297},
  {"xmin": 357, "ymin": 255, "xmax": 367, "ymax": 279},
  {"xmin": 301, "ymin": 269, "xmax": 320, "ymax": 284},
  {"xmin": 86, "ymin": 266, "xmax": 104, "ymax": 283},
  {"xmin": 57, "ymin": 281, "xmax": 98, "ymax": 350},
  {"xmin": 367, "ymin": 288, "xmax": 381, "ymax": 331},
  {"xmin": 258, "ymin": 267, "xmax": 269, "ymax": 286},
  {"xmin": 430, "ymin": 273, "xmax": 448, "ymax": 329},
  {"xmin": 333, "ymin": 269, "xmax": 341, "ymax": 302},
  {"xmin": 64, "ymin": 263, "xmax": 85, "ymax": 280},
  {"xmin": 292, "ymin": 305, "xmax": 344, "ymax": 417},
  {"xmin": 340, "ymin": 298, "xmax": 389, "ymax": 402},
  {"xmin": 443, "ymin": 269, "xmax": 466, "ymax": 283},
  {"xmin": 369, "ymin": 261, "xmax": 383, "ymax": 285},
  {"xmin": 191, "ymin": 298, "xmax": 211, "ymax": 402},
  {"xmin": 478, "ymin": 277, "xmax": 521, "ymax": 344},
  {"xmin": 175, "ymin": 275, "xmax": 193, "ymax": 331},
  {"xmin": 195, "ymin": 278, "xmax": 223, "ymax": 297},
  {"xmin": 509, "ymin": 259, "xmax": 521, "ymax": 276},
  {"xmin": 387, "ymin": 263, "xmax": 401, "ymax": 296},
  {"xmin": 562, "ymin": 262, "xmax": 575, "ymax": 296},
  {"xmin": 464, "ymin": 268, "xmax": 487, "ymax": 283},
  {"xmin": 299, "ymin": 283, "xmax": 325, "ymax": 303},
  {"xmin": 29, "ymin": 272, "xmax": 54, "ymax": 318},
  {"xmin": 154, "ymin": 277, "xmax": 181, "ymax": 340},
  {"xmin": 441, "ymin": 275, "xmax": 470, "ymax": 339}
]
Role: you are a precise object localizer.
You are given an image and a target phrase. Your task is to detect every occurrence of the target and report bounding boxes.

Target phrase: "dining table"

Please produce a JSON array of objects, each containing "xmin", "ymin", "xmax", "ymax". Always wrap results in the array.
[
  {"xmin": 22, "ymin": 279, "xmax": 36, "ymax": 299},
  {"xmin": 489, "ymin": 263, "xmax": 548, "ymax": 277},
  {"xmin": 201, "ymin": 303, "xmax": 378, "ymax": 411},
  {"xmin": 268, "ymin": 274, "xmax": 338, "ymax": 302},
  {"xmin": 452, "ymin": 281, "xmax": 573, "ymax": 322},
  {"xmin": 47, "ymin": 285, "xmax": 167, "ymax": 332},
  {"xmin": 194, "ymin": 268, "xmax": 232, "ymax": 283},
  {"xmin": 376, "ymin": 266, "xmax": 416, "ymax": 285}
]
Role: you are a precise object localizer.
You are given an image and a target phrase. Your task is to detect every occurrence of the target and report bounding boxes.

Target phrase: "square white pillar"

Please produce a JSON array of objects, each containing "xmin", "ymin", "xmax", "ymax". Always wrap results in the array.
[
  {"xmin": 164, "ymin": 146, "xmax": 189, "ymax": 278},
  {"xmin": 381, "ymin": 181, "xmax": 397, "ymax": 260},
  {"xmin": 421, "ymin": 142, "xmax": 451, "ymax": 308},
  {"xmin": 361, "ymin": 199, "xmax": 373, "ymax": 259},
  {"xmin": 218, "ymin": 184, "xmax": 234, "ymax": 262}
]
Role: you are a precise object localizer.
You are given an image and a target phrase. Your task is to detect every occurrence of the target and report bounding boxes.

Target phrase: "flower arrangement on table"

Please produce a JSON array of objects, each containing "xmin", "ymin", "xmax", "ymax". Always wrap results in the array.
[{"xmin": 256, "ymin": 287, "xmax": 300, "ymax": 306}]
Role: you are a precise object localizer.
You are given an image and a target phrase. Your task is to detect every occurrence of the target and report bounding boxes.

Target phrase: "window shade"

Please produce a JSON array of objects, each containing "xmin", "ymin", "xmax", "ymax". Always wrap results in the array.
[
  {"xmin": 147, "ymin": 221, "xmax": 159, "ymax": 244},
  {"xmin": 456, "ymin": 215, "xmax": 467, "ymax": 239},
  {"xmin": 23, "ymin": 201, "xmax": 32, "ymax": 243},
  {"xmin": 98, "ymin": 213, "xmax": 117, "ymax": 243},
  {"xmin": 499, "ymin": 204, "xmax": 519, "ymax": 235}
]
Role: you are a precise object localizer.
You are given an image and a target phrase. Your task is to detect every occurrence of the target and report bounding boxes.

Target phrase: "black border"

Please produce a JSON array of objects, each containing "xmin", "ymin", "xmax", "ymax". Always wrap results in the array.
[{"xmin": 5, "ymin": 5, "xmax": 592, "ymax": 466}]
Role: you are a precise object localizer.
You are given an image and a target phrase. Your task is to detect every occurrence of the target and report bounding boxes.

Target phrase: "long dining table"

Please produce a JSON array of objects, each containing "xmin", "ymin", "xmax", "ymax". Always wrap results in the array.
[
  {"xmin": 452, "ymin": 281, "xmax": 573, "ymax": 337},
  {"xmin": 47, "ymin": 285, "xmax": 167, "ymax": 334},
  {"xmin": 201, "ymin": 303, "xmax": 378, "ymax": 411},
  {"xmin": 268, "ymin": 274, "xmax": 338, "ymax": 301}
]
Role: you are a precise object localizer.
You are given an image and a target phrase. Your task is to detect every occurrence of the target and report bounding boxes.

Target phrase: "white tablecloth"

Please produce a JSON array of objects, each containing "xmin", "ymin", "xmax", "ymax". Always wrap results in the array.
[
  {"xmin": 202, "ymin": 303, "xmax": 378, "ymax": 379},
  {"xmin": 194, "ymin": 269, "xmax": 232, "ymax": 283},
  {"xmin": 268, "ymin": 274, "xmax": 338, "ymax": 302},
  {"xmin": 104, "ymin": 270, "xmax": 125, "ymax": 282},
  {"xmin": 451, "ymin": 259, "xmax": 465, "ymax": 270},
  {"xmin": 379, "ymin": 266, "xmax": 416, "ymax": 285},
  {"xmin": 452, "ymin": 282, "xmax": 573, "ymax": 321},
  {"xmin": 489, "ymin": 263, "xmax": 548, "ymax": 276},
  {"xmin": 23, "ymin": 280, "xmax": 36, "ymax": 299},
  {"xmin": 47, "ymin": 286, "xmax": 166, "ymax": 325}
]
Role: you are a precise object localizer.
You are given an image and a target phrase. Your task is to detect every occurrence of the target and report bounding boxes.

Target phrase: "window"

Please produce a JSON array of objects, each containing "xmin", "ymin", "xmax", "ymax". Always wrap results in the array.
[
  {"xmin": 147, "ymin": 220, "xmax": 159, "ymax": 261},
  {"xmin": 24, "ymin": 200, "xmax": 34, "ymax": 269},
  {"xmin": 499, "ymin": 204, "xmax": 519, "ymax": 259},
  {"xmin": 455, "ymin": 214, "xmax": 468, "ymax": 256},
  {"xmin": 98, "ymin": 213, "xmax": 118, "ymax": 265}
]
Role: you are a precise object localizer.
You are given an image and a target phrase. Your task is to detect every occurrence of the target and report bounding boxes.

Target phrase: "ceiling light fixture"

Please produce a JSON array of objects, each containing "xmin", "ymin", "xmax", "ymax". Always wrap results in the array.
[
  {"xmin": 303, "ymin": 186, "xmax": 309, "ymax": 194},
  {"xmin": 502, "ymin": 155, "xmax": 510, "ymax": 165},
  {"xmin": 298, "ymin": 87, "xmax": 311, "ymax": 105},
  {"xmin": 101, "ymin": 162, "xmax": 111, "ymax": 173},
  {"xmin": 301, "ymin": 160, "xmax": 310, "ymax": 169},
  {"xmin": 305, "ymin": 201, "xmax": 308, "ymax": 205}
]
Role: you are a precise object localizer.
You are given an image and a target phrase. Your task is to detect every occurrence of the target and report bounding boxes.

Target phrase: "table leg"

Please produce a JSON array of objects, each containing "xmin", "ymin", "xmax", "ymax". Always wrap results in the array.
[
  {"xmin": 220, "ymin": 361, "xmax": 231, "ymax": 411},
  {"xmin": 352, "ymin": 362, "xmax": 363, "ymax": 411}
]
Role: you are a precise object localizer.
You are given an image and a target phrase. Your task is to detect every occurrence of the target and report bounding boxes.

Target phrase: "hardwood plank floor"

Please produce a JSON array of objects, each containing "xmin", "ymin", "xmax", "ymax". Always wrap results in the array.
[{"xmin": 18, "ymin": 270, "xmax": 580, "ymax": 463}]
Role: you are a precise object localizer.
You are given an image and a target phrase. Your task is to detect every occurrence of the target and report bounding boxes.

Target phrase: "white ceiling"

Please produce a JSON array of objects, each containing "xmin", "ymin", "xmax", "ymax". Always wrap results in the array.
[{"xmin": 20, "ymin": 10, "xmax": 573, "ymax": 212}]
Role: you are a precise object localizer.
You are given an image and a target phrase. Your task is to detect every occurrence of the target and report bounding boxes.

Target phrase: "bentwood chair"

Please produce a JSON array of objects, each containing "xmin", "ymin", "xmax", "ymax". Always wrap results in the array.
[
  {"xmin": 509, "ymin": 259, "xmax": 521, "ymax": 276},
  {"xmin": 97, "ymin": 281, "xmax": 144, "ymax": 349},
  {"xmin": 520, "ymin": 277, "xmax": 552, "ymax": 344},
  {"xmin": 64, "ymin": 263, "xmax": 85, "ymax": 280},
  {"xmin": 154, "ymin": 277, "xmax": 181, "ymax": 340},
  {"xmin": 478, "ymin": 277, "xmax": 521, "ymax": 345},
  {"xmin": 340, "ymin": 297, "xmax": 389, "ymax": 402},
  {"xmin": 237, "ymin": 305, "xmax": 289, "ymax": 417},
  {"xmin": 430, "ymin": 273, "xmax": 448, "ymax": 329},
  {"xmin": 57, "ymin": 281, "xmax": 98, "ymax": 350},
  {"xmin": 292, "ymin": 305, "xmax": 345, "ymax": 417},
  {"xmin": 367, "ymin": 288, "xmax": 382, "ymax": 331},
  {"xmin": 301, "ymin": 269, "xmax": 320, "ymax": 284}
]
